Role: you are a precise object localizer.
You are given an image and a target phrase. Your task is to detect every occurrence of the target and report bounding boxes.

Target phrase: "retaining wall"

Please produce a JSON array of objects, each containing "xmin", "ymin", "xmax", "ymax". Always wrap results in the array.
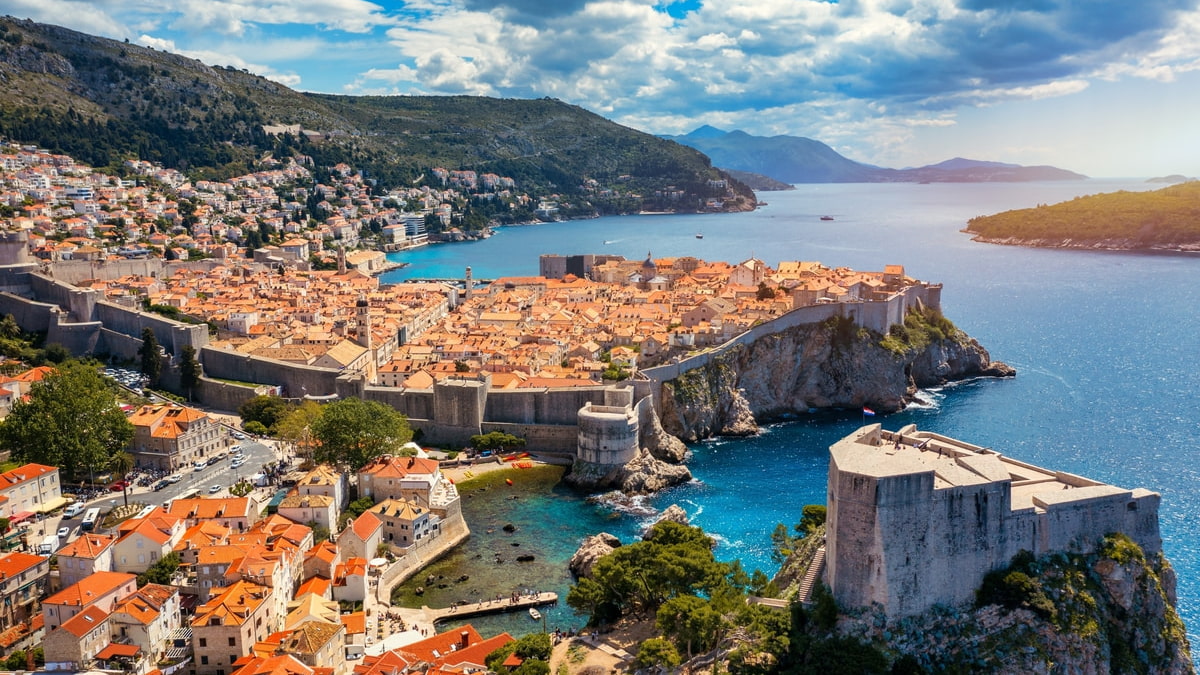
[{"xmin": 0, "ymin": 292, "xmax": 59, "ymax": 333}]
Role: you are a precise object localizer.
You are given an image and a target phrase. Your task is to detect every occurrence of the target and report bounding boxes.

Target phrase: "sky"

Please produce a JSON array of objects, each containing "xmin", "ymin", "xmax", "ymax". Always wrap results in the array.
[{"xmin": 3, "ymin": 0, "xmax": 1200, "ymax": 177}]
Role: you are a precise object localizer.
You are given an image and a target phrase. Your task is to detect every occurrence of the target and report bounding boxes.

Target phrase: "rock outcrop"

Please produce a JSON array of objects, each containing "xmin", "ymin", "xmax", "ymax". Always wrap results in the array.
[
  {"xmin": 568, "ymin": 532, "xmax": 621, "ymax": 579},
  {"xmin": 660, "ymin": 318, "xmax": 1013, "ymax": 442},
  {"xmin": 564, "ymin": 448, "xmax": 692, "ymax": 494},
  {"xmin": 774, "ymin": 533, "xmax": 1193, "ymax": 673},
  {"xmin": 651, "ymin": 504, "xmax": 691, "ymax": 529}
]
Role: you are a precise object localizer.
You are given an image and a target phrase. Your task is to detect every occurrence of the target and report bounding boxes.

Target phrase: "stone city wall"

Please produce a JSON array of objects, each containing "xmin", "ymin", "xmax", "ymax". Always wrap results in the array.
[
  {"xmin": 0, "ymin": 291, "xmax": 59, "ymax": 333},
  {"xmin": 200, "ymin": 346, "xmax": 342, "ymax": 398},
  {"xmin": 480, "ymin": 422, "xmax": 580, "ymax": 453},
  {"xmin": 576, "ymin": 402, "xmax": 639, "ymax": 465}
]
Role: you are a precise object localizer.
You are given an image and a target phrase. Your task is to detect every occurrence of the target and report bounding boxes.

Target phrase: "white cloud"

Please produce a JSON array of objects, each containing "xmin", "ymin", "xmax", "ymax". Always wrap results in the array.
[{"xmin": 135, "ymin": 35, "xmax": 302, "ymax": 87}]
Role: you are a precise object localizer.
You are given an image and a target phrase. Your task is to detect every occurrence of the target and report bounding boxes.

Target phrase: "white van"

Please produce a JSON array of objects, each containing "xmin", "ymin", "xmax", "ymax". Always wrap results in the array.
[{"xmin": 63, "ymin": 503, "xmax": 84, "ymax": 518}]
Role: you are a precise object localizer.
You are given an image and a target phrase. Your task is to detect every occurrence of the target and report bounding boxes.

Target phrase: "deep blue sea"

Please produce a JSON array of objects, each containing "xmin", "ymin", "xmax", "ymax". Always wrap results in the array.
[{"xmin": 384, "ymin": 181, "xmax": 1200, "ymax": 648}]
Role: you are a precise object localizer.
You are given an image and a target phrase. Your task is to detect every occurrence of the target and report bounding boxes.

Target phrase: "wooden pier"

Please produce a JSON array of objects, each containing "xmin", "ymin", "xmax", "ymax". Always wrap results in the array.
[{"xmin": 424, "ymin": 592, "xmax": 558, "ymax": 622}]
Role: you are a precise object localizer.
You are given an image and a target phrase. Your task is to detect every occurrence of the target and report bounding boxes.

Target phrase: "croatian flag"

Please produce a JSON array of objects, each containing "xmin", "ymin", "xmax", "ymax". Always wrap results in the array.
[{"xmin": 862, "ymin": 407, "xmax": 876, "ymax": 416}]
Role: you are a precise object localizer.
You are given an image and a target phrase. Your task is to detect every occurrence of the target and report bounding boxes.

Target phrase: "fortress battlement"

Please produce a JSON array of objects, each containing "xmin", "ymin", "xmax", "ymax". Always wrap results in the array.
[{"xmin": 826, "ymin": 424, "xmax": 1162, "ymax": 617}]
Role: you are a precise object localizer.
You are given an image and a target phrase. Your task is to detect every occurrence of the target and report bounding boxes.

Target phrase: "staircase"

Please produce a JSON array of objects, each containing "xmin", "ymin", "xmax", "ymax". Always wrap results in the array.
[{"xmin": 797, "ymin": 545, "xmax": 826, "ymax": 604}]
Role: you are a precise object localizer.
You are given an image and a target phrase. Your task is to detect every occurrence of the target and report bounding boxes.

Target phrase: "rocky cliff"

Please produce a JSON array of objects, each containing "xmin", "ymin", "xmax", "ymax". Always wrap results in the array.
[
  {"xmin": 773, "ymin": 533, "xmax": 1193, "ymax": 673},
  {"xmin": 659, "ymin": 316, "xmax": 1013, "ymax": 441}
]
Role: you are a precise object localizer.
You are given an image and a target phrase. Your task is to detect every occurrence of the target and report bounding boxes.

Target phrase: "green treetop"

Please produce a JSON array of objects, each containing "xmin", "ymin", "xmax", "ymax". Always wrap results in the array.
[
  {"xmin": 310, "ymin": 397, "xmax": 412, "ymax": 471},
  {"xmin": 0, "ymin": 361, "xmax": 134, "ymax": 482}
]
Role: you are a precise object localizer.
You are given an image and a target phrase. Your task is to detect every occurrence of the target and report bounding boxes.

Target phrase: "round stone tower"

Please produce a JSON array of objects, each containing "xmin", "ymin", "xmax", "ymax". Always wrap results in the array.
[{"xmin": 577, "ymin": 402, "xmax": 639, "ymax": 467}]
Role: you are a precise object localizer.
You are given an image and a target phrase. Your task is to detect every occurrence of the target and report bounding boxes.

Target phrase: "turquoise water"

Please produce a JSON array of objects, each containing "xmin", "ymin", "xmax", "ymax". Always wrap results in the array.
[{"xmin": 385, "ymin": 181, "xmax": 1200, "ymax": 648}]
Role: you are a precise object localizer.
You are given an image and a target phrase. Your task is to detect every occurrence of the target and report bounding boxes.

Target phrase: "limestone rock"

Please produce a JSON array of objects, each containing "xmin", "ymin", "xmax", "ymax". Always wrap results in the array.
[
  {"xmin": 569, "ymin": 532, "xmax": 621, "ymax": 578},
  {"xmin": 638, "ymin": 398, "xmax": 689, "ymax": 462},
  {"xmin": 564, "ymin": 448, "xmax": 693, "ymax": 495},
  {"xmin": 655, "ymin": 504, "xmax": 690, "ymax": 527},
  {"xmin": 659, "ymin": 320, "xmax": 1014, "ymax": 442}
]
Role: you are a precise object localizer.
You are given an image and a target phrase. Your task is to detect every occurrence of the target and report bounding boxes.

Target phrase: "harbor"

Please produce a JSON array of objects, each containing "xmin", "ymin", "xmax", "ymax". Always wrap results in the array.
[{"xmin": 425, "ymin": 591, "xmax": 558, "ymax": 623}]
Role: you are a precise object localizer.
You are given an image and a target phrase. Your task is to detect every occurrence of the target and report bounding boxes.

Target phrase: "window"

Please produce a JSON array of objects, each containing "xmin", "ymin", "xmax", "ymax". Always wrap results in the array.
[
  {"xmin": 228, "ymin": 637, "xmax": 235, "ymax": 646},
  {"xmin": 201, "ymin": 656, "xmax": 209, "ymax": 665},
  {"xmin": 200, "ymin": 638, "xmax": 207, "ymax": 647},
  {"xmin": 230, "ymin": 655, "xmax": 238, "ymax": 664}
]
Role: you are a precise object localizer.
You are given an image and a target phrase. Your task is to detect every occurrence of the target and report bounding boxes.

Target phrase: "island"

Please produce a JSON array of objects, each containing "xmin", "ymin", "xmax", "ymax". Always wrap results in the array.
[{"xmin": 964, "ymin": 181, "xmax": 1200, "ymax": 252}]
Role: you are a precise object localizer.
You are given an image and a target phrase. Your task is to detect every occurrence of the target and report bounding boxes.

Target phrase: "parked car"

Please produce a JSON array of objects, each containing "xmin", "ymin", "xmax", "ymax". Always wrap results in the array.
[
  {"xmin": 207, "ymin": 456, "xmax": 220, "ymax": 466},
  {"xmin": 108, "ymin": 480, "xmax": 128, "ymax": 492},
  {"xmin": 167, "ymin": 474, "xmax": 183, "ymax": 484},
  {"xmin": 153, "ymin": 480, "xmax": 170, "ymax": 491},
  {"xmin": 208, "ymin": 484, "xmax": 221, "ymax": 494},
  {"xmin": 232, "ymin": 432, "xmax": 246, "ymax": 440},
  {"xmin": 194, "ymin": 461, "xmax": 206, "ymax": 472},
  {"xmin": 63, "ymin": 503, "xmax": 83, "ymax": 518}
]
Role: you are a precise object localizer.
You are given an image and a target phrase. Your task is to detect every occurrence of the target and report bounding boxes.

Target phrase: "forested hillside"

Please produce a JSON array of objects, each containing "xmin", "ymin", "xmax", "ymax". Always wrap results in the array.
[
  {"xmin": 0, "ymin": 17, "xmax": 752, "ymax": 214},
  {"xmin": 965, "ymin": 181, "xmax": 1200, "ymax": 251}
]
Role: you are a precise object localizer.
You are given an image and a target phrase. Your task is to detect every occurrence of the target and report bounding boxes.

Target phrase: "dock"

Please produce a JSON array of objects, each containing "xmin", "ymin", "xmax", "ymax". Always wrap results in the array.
[{"xmin": 424, "ymin": 592, "xmax": 558, "ymax": 623}]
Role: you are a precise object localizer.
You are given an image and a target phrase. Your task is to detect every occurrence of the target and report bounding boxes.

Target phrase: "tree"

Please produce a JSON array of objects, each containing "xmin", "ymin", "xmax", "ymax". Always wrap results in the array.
[
  {"xmin": 657, "ymin": 595, "xmax": 723, "ymax": 658},
  {"xmin": 229, "ymin": 480, "xmax": 254, "ymax": 497},
  {"xmin": 179, "ymin": 344, "xmax": 201, "ymax": 400},
  {"xmin": 633, "ymin": 638, "xmax": 681, "ymax": 670},
  {"xmin": 756, "ymin": 281, "xmax": 777, "ymax": 300},
  {"xmin": 137, "ymin": 551, "xmax": 180, "ymax": 586},
  {"xmin": 138, "ymin": 328, "xmax": 162, "ymax": 385},
  {"xmin": 469, "ymin": 431, "xmax": 526, "ymax": 452},
  {"xmin": 243, "ymin": 420, "xmax": 268, "ymax": 436},
  {"xmin": 109, "ymin": 450, "xmax": 135, "ymax": 507},
  {"xmin": 311, "ymin": 397, "xmax": 411, "ymax": 470},
  {"xmin": 238, "ymin": 395, "xmax": 292, "ymax": 432},
  {"xmin": 276, "ymin": 400, "xmax": 324, "ymax": 460},
  {"xmin": 0, "ymin": 361, "xmax": 134, "ymax": 483}
]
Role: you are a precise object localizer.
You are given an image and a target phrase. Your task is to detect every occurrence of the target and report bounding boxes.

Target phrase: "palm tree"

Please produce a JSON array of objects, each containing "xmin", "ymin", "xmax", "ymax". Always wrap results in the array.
[{"xmin": 109, "ymin": 451, "xmax": 135, "ymax": 508}]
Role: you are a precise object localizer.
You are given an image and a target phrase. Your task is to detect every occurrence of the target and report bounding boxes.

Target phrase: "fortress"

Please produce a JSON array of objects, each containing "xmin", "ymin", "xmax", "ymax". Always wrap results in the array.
[{"xmin": 825, "ymin": 424, "xmax": 1162, "ymax": 617}]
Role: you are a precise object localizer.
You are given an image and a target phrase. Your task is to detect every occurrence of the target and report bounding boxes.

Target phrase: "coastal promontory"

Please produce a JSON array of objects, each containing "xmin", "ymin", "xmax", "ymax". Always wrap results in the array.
[
  {"xmin": 964, "ymin": 180, "xmax": 1200, "ymax": 252},
  {"xmin": 658, "ymin": 310, "xmax": 1013, "ymax": 442}
]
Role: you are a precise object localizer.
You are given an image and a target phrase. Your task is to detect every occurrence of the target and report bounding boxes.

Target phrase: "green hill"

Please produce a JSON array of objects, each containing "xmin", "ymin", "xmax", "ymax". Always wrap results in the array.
[
  {"xmin": 0, "ymin": 17, "xmax": 752, "ymax": 214},
  {"xmin": 964, "ymin": 181, "xmax": 1200, "ymax": 251}
]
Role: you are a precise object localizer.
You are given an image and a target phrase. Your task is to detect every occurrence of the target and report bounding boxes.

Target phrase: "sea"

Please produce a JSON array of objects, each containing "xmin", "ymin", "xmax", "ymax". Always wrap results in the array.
[{"xmin": 381, "ymin": 181, "xmax": 1200, "ymax": 649}]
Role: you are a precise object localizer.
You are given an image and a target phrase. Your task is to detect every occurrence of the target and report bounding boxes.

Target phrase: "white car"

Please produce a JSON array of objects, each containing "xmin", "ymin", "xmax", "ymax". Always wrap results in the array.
[
  {"xmin": 208, "ymin": 484, "xmax": 222, "ymax": 494},
  {"xmin": 194, "ymin": 461, "xmax": 206, "ymax": 472},
  {"xmin": 57, "ymin": 526, "xmax": 71, "ymax": 538},
  {"xmin": 231, "ymin": 459, "xmax": 245, "ymax": 469}
]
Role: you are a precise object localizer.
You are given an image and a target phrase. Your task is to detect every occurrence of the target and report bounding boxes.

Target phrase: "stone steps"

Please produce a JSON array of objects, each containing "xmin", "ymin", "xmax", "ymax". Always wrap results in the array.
[{"xmin": 798, "ymin": 545, "xmax": 826, "ymax": 604}]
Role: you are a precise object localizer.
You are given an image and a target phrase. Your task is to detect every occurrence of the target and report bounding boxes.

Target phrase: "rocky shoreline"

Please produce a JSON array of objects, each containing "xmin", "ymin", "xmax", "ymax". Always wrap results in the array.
[{"xmin": 965, "ymin": 231, "xmax": 1200, "ymax": 253}]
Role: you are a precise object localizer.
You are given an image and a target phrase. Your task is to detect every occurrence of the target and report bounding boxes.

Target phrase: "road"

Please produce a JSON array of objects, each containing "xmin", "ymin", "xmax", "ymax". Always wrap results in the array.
[{"xmin": 47, "ymin": 438, "xmax": 280, "ymax": 545}]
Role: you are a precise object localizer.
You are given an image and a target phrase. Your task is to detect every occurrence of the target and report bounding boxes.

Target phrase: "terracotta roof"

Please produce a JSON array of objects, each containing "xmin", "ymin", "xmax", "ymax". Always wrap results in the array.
[
  {"xmin": 59, "ymin": 604, "xmax": 109, "ymax": 638},
  {"xmin": 0, "ymin": 463, "xmax": 58, "ymax": 488},
  {"xmin": 349, "ymin": 511, "xmax": 382, "ymax": 540},
  {"xmin": 43, "ymin": 571, "xmax": 136, "ymax": 608},
  {"xmin": 359, "ymin": 455, "xmax": 440, "ymax": 479},
  {"xmin": 230, "ymin": 653, "xmax": 315, "ymax": 675},
  {"xmin": 58, "ymin": 533, "xmax": 116, "ymax": 559},
  {"xmin": 339, "ymin": 611, "xmax": 365, "ymax": 636},
  {"xmin": 293, "ymin": 576, "xmax": 330, "ymax": 600},
  {"xmin": 0, "ymin": 551, "xmax": 45, "ymax": 578},
  {"xmin": 192, "ymin": 579, "xmax": 271, "ymax": 628}
]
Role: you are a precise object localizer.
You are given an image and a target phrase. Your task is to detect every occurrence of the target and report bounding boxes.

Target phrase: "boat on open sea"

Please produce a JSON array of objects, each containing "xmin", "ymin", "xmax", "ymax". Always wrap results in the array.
[
  {"xmin": 696, "ymin": 233, "xmax": 703, "ymax": 239},
  {"xmin": 820, "ymin": 215, "xmax": 834, "ymax": 221},
  {"xmin": 529, "ymin": 607, "xmax": 541, "ymax": 621}
]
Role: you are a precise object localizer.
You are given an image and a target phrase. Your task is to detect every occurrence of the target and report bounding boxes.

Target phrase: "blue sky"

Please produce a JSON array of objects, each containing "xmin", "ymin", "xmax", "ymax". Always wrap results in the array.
[{"xmin": 3, "ymin": 0, "xmax": 1200, "ymax": 177}]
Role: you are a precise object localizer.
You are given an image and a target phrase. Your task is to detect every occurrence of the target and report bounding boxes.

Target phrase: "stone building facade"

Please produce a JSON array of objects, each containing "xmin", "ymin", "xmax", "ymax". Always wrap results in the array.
[{"xmin": 825, "ymin": 424, "xmax": 1162, "ymax": 617}]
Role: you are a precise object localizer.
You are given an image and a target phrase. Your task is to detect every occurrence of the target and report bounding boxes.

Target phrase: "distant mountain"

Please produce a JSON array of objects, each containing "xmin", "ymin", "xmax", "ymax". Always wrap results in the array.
[
  {"xmin": 1146, "ymin": 175, "xmax": 1196, "ymax": 184},
  {"xmin": 663, "ymin": 128, "xmax": 1087, "ymax": 184},
  {"xmin": 0, "ymin": 18, "xmax": 753, "ymax": 215},
  {"xmin": 722, "ymin": 169, "xmax": 795, "ymax": 192}
]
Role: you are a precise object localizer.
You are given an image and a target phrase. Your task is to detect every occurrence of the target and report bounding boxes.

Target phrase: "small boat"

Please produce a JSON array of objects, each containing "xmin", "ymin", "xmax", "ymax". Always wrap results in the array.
[
  {"xmin": 529, "ymin": 607, "xmax": 541, "ymax": 621},
  {"xmin": 695, "ymin": 233, "xmax": 703, "ymax": 239},
  {"xmin": 820, "ymin": 215, "xmax": 834, "ymax": 221}
]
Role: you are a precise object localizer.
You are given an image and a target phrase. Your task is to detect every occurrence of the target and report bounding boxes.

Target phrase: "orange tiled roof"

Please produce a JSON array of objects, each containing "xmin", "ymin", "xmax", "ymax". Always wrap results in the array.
[
  {"xmin": 59, "ymin": 604, "xmax": 109, "ymax": 637},
  {"xmin": 0, "ymin": 551, "xmax": 45, "ymax": 577},
  {"xmin": 192, "ymin": 579, "xmax": 271, "ymax": 628},
  {"xmin": 0, "ymin": 463, "xmax": 58, "ymax": 488},
  {"xmin": 349, "ymin": 511, "xmax": 382, "ymax": 540},
  {"xmin": 58, "ymin": 533, "xmax": 116, "ymax": 559},
  {"xmin": 43, "ymin": 571, "xmax": 136, "ymax": 608}
]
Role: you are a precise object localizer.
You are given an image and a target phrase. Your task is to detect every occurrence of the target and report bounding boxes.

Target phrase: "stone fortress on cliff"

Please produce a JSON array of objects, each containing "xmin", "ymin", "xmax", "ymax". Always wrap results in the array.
[{"xmin": 825, "ymin": 424, "xmax": 1163, "ymax": 617}]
